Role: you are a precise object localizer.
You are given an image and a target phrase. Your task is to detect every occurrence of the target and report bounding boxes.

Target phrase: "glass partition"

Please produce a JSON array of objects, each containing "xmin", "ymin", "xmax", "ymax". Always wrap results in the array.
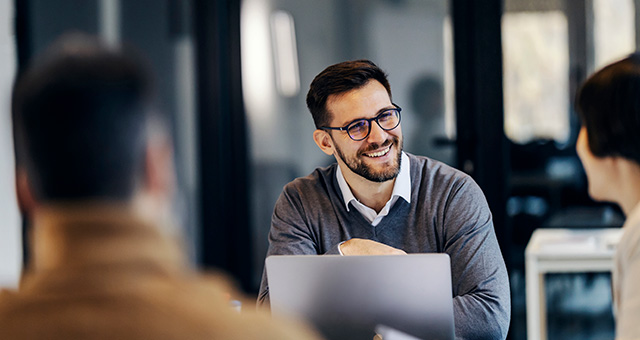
[
  {"xmin": 503, "ymin": 0, "xmax": 637, "ymax": 338},
  {"xmin": 241, "ymin": 0, "xmax": 456, "ymax": 288},
  {"xmin": 0, "ymin": 0, "xmax": 20, "ymax": 289}
]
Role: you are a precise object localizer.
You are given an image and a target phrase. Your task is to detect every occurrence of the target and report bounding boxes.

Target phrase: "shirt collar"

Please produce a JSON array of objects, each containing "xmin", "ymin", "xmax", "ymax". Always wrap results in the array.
[{"xmin": 336, "ymin": 152, "xmax": 411, "ymax": 211}]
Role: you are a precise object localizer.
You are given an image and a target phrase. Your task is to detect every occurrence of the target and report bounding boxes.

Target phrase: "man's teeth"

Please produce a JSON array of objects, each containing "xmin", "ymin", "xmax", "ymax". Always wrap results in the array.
[{"xmin": 365, "ymin": 146, "xmax": 391, "ymax": 157}]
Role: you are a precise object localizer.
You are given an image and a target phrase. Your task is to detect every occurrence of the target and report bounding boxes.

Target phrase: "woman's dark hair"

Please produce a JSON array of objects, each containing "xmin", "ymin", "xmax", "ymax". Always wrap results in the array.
[{"xmin": 576, "ymin": 53, "xmax": 640, "ymax": 165}]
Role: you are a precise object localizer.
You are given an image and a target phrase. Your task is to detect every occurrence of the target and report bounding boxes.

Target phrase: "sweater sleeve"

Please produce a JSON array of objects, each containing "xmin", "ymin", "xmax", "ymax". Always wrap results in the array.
[
  {"xmin": 257, "ymin": 183, "xmax": 342, "ymax": 307},
  {"xmin": 442, "ymin": 176, "xmax": 511, "ymax": 340}
]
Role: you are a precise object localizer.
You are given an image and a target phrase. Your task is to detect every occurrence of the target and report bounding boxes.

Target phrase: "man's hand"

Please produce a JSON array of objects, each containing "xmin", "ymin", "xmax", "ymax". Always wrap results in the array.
[{"xmin": 340, "ymin": 238, "xmax": 407, "ymax": 256}]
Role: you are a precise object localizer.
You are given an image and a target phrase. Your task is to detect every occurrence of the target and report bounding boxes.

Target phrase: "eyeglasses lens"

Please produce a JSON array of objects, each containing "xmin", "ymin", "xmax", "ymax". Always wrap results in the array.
[
  {"xmin": 346, "ymin": 109, "xmax": 399, "ymax": 141},
  {"xmin": 378, "ymin": 111, "xmax": 399, "ymax": 129},
  {"xmin": 347, "ymin": 121, "xmax": 369, "ymax": 140}
]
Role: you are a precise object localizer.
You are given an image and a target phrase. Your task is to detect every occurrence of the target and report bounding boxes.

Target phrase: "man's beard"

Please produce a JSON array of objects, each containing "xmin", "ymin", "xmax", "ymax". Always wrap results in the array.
[{"xmin": 333, "ymin": 136, "xmax": 403, "ymax": 182}]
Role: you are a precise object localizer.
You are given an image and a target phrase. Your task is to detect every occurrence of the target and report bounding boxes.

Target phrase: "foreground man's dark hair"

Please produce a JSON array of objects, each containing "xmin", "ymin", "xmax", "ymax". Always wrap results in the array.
[{"xmin": 12, "ymin": 34, "xmax": 160, "ymax": 201}]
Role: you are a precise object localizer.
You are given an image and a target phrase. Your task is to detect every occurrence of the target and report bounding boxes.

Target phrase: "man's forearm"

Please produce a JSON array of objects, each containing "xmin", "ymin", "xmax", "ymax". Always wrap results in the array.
[{"xmin": 453, "ymin": 293, "xmax": 510, "ymax": 340}]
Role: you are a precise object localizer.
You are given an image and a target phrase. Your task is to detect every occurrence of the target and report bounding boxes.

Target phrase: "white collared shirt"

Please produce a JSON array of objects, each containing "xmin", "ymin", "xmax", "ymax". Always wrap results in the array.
[{"xmin": 336, "ymin": 152, "xmax": 411, "ymax": 227}]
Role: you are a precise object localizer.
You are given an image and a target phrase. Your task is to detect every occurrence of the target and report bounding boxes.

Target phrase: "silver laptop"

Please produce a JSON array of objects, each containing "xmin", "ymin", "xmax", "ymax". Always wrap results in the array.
[{"xmin": 266, "ymin": 254, "xmax": 455, "ymax": 340}]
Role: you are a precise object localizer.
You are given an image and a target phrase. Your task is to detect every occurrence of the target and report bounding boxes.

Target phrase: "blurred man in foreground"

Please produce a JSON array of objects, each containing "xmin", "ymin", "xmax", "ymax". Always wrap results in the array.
[{"xmin": 0, "ymin": 34, "xmax": 320, "ymax": 339}]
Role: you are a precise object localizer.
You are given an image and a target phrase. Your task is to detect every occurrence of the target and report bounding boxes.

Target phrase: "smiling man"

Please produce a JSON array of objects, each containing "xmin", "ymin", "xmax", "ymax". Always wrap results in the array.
[{"xmin": 258, "ymin": 60, "xmax": 510, "ymax": 339}]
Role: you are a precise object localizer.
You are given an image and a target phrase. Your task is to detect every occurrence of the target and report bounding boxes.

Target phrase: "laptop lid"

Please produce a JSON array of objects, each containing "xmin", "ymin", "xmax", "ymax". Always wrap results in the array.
[{"xmin": 266, "ymin": 254, "xmax": 455, "ymax": 340}]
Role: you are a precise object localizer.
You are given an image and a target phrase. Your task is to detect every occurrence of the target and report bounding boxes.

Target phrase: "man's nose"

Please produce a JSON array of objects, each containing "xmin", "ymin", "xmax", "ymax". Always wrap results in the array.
[{"xmin": 366, "ymin": 121, "xmax": 387, "ymax": 144}]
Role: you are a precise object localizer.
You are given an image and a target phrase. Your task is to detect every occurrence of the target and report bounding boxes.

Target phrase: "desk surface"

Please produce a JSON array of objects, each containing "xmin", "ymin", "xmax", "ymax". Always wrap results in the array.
[
  {"xmin": 526, "ymin": 228, "xmax": 623, "ymax": 260},
  {"xmin": 525, "ymin": 228, "xmax": 623, "ymax": 340}
]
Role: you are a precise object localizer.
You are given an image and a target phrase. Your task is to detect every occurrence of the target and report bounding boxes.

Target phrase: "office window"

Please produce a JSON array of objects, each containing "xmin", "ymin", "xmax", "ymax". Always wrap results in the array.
[
  {"xmin": 502, "ymin": 11, "xmax": 570, "ymax": 144},
  {"xmin": 593, "ymin": 0, "xmax": 635, "ymax": 71},
  {"xmin": 0, "ymin": 0, "xmax": 21, "ymax": 288}
]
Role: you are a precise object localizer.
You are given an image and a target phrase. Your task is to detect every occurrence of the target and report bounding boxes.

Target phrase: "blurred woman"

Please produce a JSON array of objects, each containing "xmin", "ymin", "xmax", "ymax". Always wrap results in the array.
[{"xmin": 576, "ymin": 53, "xmax": 640, "ymax": 340}]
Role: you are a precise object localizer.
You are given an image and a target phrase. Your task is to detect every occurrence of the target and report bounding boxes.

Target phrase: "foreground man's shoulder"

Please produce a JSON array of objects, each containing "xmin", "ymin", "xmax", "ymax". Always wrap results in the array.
[{"xmin": 193, "ymin": 272, "xmax": 324, "ymax": 339}]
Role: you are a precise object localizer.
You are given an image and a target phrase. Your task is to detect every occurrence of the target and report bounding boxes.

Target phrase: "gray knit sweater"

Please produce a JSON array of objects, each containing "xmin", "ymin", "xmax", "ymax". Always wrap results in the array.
[{"xmin": 258, "ymin": 153, "xmax": 510, "ymax": 340}]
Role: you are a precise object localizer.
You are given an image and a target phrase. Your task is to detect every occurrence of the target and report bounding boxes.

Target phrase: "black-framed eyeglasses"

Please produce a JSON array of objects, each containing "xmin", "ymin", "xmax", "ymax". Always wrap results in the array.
[{"xmin": 320, "ymin": 104, "xmax": 402, "ymax": 141}]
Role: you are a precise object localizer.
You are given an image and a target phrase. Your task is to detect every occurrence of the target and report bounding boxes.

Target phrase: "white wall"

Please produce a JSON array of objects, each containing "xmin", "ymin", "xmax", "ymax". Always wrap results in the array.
[{"xmin": 0, "ymin": 0, "xmax": 22, "ymax": 289}]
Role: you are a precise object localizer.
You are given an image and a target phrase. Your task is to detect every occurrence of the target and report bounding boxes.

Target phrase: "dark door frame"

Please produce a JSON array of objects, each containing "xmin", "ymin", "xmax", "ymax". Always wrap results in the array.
[
  {"xmin": 193, "ymin": 0, "xmax": 254, "ymax": 292},
  {"xmin": 452, "ymin": 0, "xmax": 510, "ymax": 262}
]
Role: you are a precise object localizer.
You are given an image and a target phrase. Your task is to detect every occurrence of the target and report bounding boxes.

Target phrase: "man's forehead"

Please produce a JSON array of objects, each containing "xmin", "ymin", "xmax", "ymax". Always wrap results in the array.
[{"xmin": 325, "ymin": 80, "xmax": 392, "ymax": 124}]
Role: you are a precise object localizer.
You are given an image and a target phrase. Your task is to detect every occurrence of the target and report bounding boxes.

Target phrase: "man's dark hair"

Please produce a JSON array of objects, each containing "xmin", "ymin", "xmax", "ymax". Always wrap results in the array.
[
  {"xmin": 306, "ymin": 59, "xmax": 391, "ymax": 128},
  {"xmin": 12, "ymin": 34, "xmax": 159, "ymax": 202},
  {"xmin": 576, "ymin": 53, "xmax": 640, "ymax": 165}
]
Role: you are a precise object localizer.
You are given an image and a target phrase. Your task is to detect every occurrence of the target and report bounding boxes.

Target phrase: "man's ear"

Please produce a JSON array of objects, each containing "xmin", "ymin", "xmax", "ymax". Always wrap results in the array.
[
  {"xmin": 143, "ymin": 137, "xmax": 175, "ymax": 198},
  {"xmin": 313, "ymin": 129, "xmax": 335, "ymax": 156},
  {"xmin": 15, "ymin": 167, "xmax": 36, "ymax": 216}
]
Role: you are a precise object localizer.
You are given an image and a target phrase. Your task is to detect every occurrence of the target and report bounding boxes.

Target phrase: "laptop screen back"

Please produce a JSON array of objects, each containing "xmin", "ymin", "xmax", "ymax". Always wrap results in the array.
[{"xmin": 266, "ymin": 254, "xmax": 455, "ymax": 340}]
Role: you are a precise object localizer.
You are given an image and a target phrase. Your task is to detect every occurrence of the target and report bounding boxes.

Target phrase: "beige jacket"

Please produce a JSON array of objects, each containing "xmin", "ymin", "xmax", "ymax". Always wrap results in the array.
[{"xmin": 0, "ymin": 204, "xmax": 321, "ymax": 339}]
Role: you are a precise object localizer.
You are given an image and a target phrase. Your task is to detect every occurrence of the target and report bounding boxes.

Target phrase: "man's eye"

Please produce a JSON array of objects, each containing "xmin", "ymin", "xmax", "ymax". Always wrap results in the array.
[
  {"xmin": 348, "ymin": 120, "xmax": 368, "ymax": 133},
  {"xmin": 378, "ymin": 111, "xmax": 394, "ymax": 122}
]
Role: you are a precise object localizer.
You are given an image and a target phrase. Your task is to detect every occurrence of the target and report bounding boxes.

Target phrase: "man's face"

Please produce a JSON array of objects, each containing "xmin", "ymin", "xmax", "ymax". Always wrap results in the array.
[{"xmin": 325, "ymin": 80, "xmax": 403, "ymax": 182}]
